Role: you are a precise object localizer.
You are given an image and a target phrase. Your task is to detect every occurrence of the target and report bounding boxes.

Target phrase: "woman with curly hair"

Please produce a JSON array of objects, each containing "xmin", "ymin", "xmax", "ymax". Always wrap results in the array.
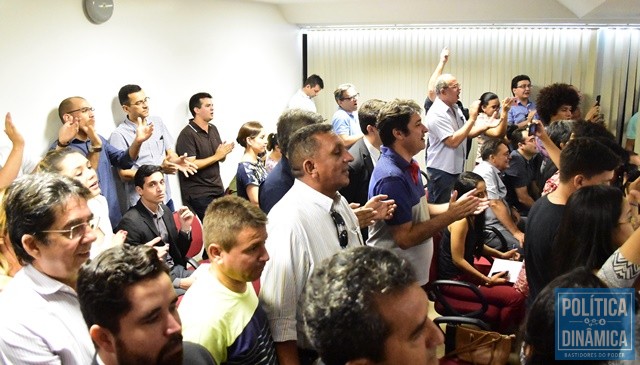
[{"xmin": 535, "ymin": 83, "xmax": 580, "ymax": 125}]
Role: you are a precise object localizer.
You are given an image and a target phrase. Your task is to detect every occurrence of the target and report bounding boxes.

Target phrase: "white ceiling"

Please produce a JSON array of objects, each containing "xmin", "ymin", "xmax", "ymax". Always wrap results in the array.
[{"xmin": 247, "ymin": 0, "xmax": 640, "ymax": 26}]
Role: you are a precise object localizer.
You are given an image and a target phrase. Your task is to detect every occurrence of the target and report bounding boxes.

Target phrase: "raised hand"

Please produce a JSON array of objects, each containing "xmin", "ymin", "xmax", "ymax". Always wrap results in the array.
[
  {"xmin": 58, "ymin": 118, "xmax": 79, "ymax": 145},
  {"xmin": 177, "ymin": 206, "xmax": 194, "ymax": 232},
  {"xmin": 134, "ymin": 117, "xmax": 154, "ymax": 144},
  {"xmin": 4, "ymin": 113, "xmax": 24, "ymax": 147}
]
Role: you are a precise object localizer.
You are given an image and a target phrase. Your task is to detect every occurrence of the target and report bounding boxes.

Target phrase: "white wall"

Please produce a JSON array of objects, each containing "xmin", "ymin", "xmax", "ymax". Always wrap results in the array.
[{"xmin": 0, "ymin": 0, "xmax": 301, "ymax": 204}]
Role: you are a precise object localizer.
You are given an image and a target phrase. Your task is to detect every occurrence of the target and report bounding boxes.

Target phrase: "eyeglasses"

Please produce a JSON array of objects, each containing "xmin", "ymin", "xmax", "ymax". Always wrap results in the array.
[
  {"xmin": 516, "ymin": 84, "xmax": 532, "ymax": 89},
  {"xmin": 129, "ymin": 97, "xmax": 150, "ymax": 107},
  {"xmin": 41, "ymin": 217, "xmax": 100, "ymax": 240},
  {"xmin": 447, "ymin": 84, "xmax": 461, "ymax": 90},
  {"xmin": 330, "ymin": 209, "xmax": 349, "ymax": 249},
  {"xmin": 340, "ymin": 93, "xmax": 359, "ymax": 101},
  {"xmin": 66, "ymin": 107, "xmax": 95, "ymax": 114}
]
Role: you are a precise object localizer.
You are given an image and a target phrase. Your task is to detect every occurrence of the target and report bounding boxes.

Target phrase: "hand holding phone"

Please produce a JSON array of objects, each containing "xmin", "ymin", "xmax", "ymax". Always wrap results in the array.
[
  {"xmin": 528, "ymin": 122, "xmax": 537, "ymax": 136},
  {"xmin": 595, "ymin": 95, "xmax": 601, "ymax": 106}
]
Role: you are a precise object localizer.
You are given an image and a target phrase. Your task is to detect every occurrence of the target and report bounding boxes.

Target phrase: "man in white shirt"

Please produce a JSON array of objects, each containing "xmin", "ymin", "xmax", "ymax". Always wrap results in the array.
[
  {"xmin": 0, "ymin": 173, "xmax": 97, "ymax": 365},
  {"xmin": 260, "ymin": 123, "xmax": 386, "ymax": 365},
  {"xmin": 287, "ymin": 74, "xmax": 324, "ymax": 113}
]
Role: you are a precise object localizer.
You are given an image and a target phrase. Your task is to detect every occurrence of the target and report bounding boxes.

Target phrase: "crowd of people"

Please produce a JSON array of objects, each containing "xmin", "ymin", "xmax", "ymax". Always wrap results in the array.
[{"xmin": 0, "ymin": 46, "xmax": 638, "ymax": 365}]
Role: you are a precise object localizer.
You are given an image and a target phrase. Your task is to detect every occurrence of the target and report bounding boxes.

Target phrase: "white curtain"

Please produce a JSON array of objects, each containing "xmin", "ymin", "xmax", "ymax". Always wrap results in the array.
[{"xmin": 307, "ymin": 27, "xmax": 640, "ymax": 141}]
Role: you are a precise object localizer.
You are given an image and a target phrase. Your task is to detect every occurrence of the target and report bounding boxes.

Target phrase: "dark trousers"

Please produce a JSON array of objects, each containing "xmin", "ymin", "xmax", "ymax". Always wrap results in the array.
[
  {"xmin": 187, "ymin": 194, "xmax": 222, "ymax": 222},
  {"xmin": 426, "ymin": 167, "xmax": 459, "ymax": 204}
]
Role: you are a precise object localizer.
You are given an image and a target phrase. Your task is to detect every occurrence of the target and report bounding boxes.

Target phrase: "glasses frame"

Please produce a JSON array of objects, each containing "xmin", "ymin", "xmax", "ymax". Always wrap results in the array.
[
  {"xmin": 330, "ymin": 209, "xmax": 349, "ymax": 249},
  {"xmin": 41, "ymin": 217, "xmax": 100, "ymax": 240},
  {"xmin": 129, "ymin": 97, "xmax": 151, "ymax": 107},
  {"xmin": 340, "ymin": 93, "xmax": 359, "ymax": 101},
  {"xmin": 66, "ymin": 107, "xmax": 95, "ymax": 114}
]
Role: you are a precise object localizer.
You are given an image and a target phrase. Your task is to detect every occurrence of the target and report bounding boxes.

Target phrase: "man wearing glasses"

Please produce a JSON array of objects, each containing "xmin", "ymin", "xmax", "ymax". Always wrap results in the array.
[
  {"xmin": 110, "ymin": 84, "xmax": 197, "ymax": 212},
  {"xmin": 508, "ymin": 74, "xmax": 537, "ymax": 128},
  {"xmin": 331, "ymin": 83, "xmax": 363, "ymax": 148},
  {"xmin": 260, "ymin": 123, "xmax": 371, "ymax": 365},
  {"xmin": 56, "ymin": 96, "xmax": 153, "ymax": 227},
  {"xmin": 426, "ymin": 73, "xmax": 484, "ymax": 204},
  {"xmin": 0, "ymin": 173, "xmax": 98, "ymax": 364}
]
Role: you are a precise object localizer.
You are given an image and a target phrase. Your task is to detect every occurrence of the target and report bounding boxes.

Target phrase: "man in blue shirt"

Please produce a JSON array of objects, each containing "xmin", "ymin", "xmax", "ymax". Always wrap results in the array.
[
  {"xmin": 55, "ymin": 96, "xmax": 153, "ymax": 226},
  {"xmin": 508, "ymin": 75, "xmax": 537, "ymax": 128}
]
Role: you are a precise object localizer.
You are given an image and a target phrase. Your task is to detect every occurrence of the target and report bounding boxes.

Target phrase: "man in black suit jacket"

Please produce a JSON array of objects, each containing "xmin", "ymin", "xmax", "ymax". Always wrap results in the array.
[
  {"xmin": 116, "ymin": 164, "xmax": 195, "ymax": 294},
  {"xmin": 340, "ymin": 99, "xmax": 386, "ymax": 241}
]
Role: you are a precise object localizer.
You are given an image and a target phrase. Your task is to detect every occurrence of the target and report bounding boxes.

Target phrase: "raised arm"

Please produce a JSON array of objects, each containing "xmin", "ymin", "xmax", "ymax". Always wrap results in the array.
[
  {"xmin": 426, "ymin": 47, "xmax": 449, "ymax": 103},
  {"xmin": 0, "ymin": 113, "xmax": 24, "ymax": 189}
]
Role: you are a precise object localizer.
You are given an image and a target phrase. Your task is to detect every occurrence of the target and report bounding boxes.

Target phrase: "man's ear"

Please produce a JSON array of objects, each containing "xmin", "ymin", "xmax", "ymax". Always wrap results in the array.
[
  {"xmin": 90, "ymin": 325, "xmax": 116, "ymax": 353},
  {"xmin": 21, "ymin": 234, "xmax": 40, "ymax": 259},
  {"xmin": 207, "ymin": 243, "xmax": 223, "ymax": 263},
  {"xmin": 62, "ymin": 113, "xmax": 73, "ymax": 124},
  {"xmin": 391, "ymin": 128, "xmax": 404, "ymax": 140},
  {"xmin": 135, "ymin": 185, "xmax": 143, "ymax": 196},
  {"xmin": 303, "ymin": 159, "xmax": 316, "ymax": 176},
  {"xmin": 573, "ymin": 174, "xmax": 585, "ymax": 188}
]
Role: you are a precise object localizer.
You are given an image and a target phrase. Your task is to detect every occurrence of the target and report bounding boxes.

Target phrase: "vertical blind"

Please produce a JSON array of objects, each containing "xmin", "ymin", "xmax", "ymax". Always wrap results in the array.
[{"xmin": 307, "ymin": 27, "xmax": 640, "ymax": 142}]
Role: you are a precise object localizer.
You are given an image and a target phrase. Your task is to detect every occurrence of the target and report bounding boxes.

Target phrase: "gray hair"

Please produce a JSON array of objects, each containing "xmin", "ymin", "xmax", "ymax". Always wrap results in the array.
[
  {"xmin": 288, "ymin": 123, "xmax": 333, "ymax": 178},
  {"xmin": 303, "ymin": 246, "xmax": 416, "ymax": 365},
  {"xmin": 435, "ymin": 74, "xmax": 454, "ymax": 95}
]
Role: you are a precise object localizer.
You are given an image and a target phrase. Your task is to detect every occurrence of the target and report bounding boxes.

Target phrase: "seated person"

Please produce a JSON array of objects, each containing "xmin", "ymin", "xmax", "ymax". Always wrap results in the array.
[
  {"xmin": 539, "ymin": 120, "xmax": 573, "ymax": 195},
  {"xmin": 77, "ymin": 244, "xmax": 216, "ymax": 365},
  {"xmin": 179, "ymin": 196, "xmax": 277, "ymax": 364},
  {"xmin": 116, "ymin": 164, "xmax": 194, "ymax": 295},
  {"xmin": 473, "ymin": 138, "xmax": 525, "ymax": 251},
  {"xmin": 304, "ymin": 246, "xmax": 444, "ymax": 365},
  {"xmin": 438, "ymin": 172, "xmax": 525, "ymax": 333},
  {"xmin": 504, "ymin": 127, "xmax": 543, "ymax": 216}
]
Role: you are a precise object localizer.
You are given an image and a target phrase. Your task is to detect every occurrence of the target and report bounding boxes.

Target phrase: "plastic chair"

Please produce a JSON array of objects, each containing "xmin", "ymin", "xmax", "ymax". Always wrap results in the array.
[{"xmin": 173, "ymin": 212, "xmax": 204, "ymax": 269}]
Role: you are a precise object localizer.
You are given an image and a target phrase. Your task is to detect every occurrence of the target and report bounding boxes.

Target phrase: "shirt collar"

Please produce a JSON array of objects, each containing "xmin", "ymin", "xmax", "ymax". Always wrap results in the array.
[
  {"xmin": 380, "ymin": 146, "xmax": 413, "ymax": 169},
  {"xmin": 363, "ymin": 137, "xmax": 380, "ymax": 163},
  {"xmin": 23, "ymin": 264, "xmax": 77, "ymax": 296},
  {"xmin": 293, "ymin": 179, "xmax": 342, "ymax": 213}
]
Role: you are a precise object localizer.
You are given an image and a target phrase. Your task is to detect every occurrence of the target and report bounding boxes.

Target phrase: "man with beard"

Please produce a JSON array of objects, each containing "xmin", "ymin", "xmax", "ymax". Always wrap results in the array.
[{"xmin": 77, "ymin": 244, "xmax": 215, "ymax": 365}]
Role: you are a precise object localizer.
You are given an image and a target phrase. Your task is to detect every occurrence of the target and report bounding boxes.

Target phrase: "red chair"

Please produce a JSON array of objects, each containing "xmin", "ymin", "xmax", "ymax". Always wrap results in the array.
[
  {"xmin": 173, "ymin": 212, "xmax": 204, "ymax": 268},
  {"xmin": 426, "ymin": 231, "xmax": 501, "ymax": 329}
]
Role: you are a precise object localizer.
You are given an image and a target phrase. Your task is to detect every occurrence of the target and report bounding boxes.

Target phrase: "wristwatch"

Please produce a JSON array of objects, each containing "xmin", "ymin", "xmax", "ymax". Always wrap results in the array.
[{"xmin": 89, "ymin": 145, "xmax": 103, "ymax": 153}]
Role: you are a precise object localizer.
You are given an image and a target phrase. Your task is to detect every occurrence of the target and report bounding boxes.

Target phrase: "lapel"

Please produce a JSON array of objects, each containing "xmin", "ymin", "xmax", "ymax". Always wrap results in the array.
[
  {"xmin": 135, "ymin": 200, "xmax": 161, "ymax": 237},
  {"xmin": 356, "ymin": 139, "xmax": 374, "ymax": 174}
]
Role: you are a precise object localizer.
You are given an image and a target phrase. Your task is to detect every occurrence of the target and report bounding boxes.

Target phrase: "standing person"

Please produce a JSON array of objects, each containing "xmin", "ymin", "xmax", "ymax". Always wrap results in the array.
[
  {"xmin": 265, "ymin": 133, "xmax": 281, "ymax": 173},
  {"xmin": 236, "ymin": 122, "xmax": 268, "ymax": 205},
  {"xmin": 179, "ymin": 196, "xmax": 277, "ymax": 364},
  {"xmin": 369, "ymin": 99, "xmax": 481, "ymax": 286},
  {"xmin": 535, "ymin": 82, "xmax": 580, "ymax": 126},
  {"xmin": 77, "ymin": 244, "xmax": 215, "ymax": 365},
  {"xmin": 258, "ymin": 109, "xmax": 322, "ymax": 214},
  {"xmin": 473, "ymin": 92, "xmax": 512, "ymax": 164},
  {"xmin": 339, "ymin": 98, "xmax": 385, "ymax": 241},
  {"xmin": 0, "ymin": 174, "xmax": 97, "ymax": 364},
  {"xmin": 259, "ymin": 124, "xmax": 365, "ymax": 365},
  {"xmin": 111, "ymin": 84, "xmax": 197, "ymax": 211},
  {"xmin": 57, "ymin": 96, "xmax": 153, "ymax": 226},
  {"xmin": 425, "ymin": 74, "xmax": 483, "ymax": 204},
  {"xmin": 508, "ymin": 75, "xmax": 537, "ymax": 128},
  {"xmin": 176, "ymin": 92, "xmax": 234, "ymax": 221},
  {"xmin": 287, "ymin": 74, "xmax": 324, "ymax": 113},
  {"xmin": 331, "ymin": 83, "xmax": 363, "ymax": 148},
  {"xmin": 525, "ymin": 138, "xmax": 620, "ymax": 303},
  {"xmin": 304, "ymin": 246, "xmax": 444, "ymax": 365}
]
